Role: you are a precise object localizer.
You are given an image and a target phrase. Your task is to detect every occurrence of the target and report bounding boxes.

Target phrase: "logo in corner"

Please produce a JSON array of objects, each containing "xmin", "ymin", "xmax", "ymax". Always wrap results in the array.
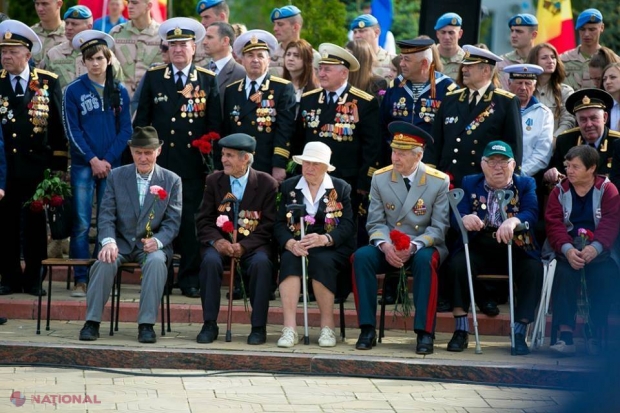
[{"xmin": 10, "ymin": 391, "xmax": 26, "ymax": 407}]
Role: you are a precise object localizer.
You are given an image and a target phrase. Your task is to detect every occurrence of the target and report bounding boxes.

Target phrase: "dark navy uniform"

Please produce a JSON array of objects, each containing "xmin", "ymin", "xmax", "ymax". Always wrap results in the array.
[
  {"xmin": 431, "ymin": 85, "xmax": 523, "ymax": 187},
  {"xmin": 551, "ymin": 126, "xmax": 620, "ymax": 177},
  {"xmin": 297, "ymin": 85, "xmax": 381, "ymax": 193},
  {"xmin": 222, "ymin": 75, "xmax": 296, "ymax": 173}
]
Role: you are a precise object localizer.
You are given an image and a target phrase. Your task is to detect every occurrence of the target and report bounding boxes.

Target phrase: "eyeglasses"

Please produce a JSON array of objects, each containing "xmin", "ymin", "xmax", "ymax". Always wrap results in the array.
[{"xmin": 483, "ymin": 159, "xmax": 511, "ymax": 168}]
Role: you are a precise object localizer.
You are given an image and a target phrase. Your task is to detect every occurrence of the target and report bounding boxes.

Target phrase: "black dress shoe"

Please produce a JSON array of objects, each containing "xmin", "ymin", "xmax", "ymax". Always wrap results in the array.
[
  {"xmin": 138, "ymin": 324, "xmax": 157, "ymax": 343},
  {"xmin": 355, "ymin": 326, "xmax": 377, "ymax": 350},
  {"xmin": 513, "ymin": 333, "xmax": 530, "ymax": 355},
  {"xmin": 247, "ymin": 326, "xmax": 267, "ymax": 345},
  {"xmin": 378, "ymin": 294, "xmax": 397, "ymax": 305},
  {"xmin": 0, "ymin": 286, "xmax": 13, "ymax": 295},
  {"xmin": 447, "ymin": 330, "xmax": 469, "ymax": 352},
  {"xmin": 79, "ymin": 321, "xmax": 100, "ymax": 341},
  {"xmin": 196, "ymin": 321, "xmax": 219, "ymax": 343},
  {"xmin": 416, "ymin": 332, "xmax": 434, "ymax": 355},
  {"xmin": 0, "ymin": 317, "xmax": 7, "ymax": 325},
  {"xmin": 28, "ymin": 287, "xmax": 47, "ymax": 297},
  {"xmin": 479, "ymin": 301, "xmax": 500, "ymax": 317},
  {"xmin": 182, "ymin": 287, "xmax": 200, "ymax": 298}
]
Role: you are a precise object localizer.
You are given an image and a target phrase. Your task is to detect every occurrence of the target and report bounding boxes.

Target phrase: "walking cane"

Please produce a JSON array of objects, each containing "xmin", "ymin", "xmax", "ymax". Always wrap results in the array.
[
  {"xmin": 495, "ymin": 189, "xmax": 529, "ymax": 356},
  {"xmin": 220, "ymin": 196, "xmax": 241, "ymax": 342},
  {"xmin": 448, "ymin": 189, "xmax": 483, "ymax": 354},
  {"xmin": 286, "ymin": 203, "xmax": 310, "ymax": 345}
]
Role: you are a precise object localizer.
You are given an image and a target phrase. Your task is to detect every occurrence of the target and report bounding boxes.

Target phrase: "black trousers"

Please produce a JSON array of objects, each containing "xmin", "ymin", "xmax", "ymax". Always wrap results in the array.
[
  {"xmin": 199, "ymin": 247, "xmax": 272, "ymax": 327},
  {"xmin": 448, "ymin": 234, "xmax": 543, "ymax": 322},
  {"xmin": 175, "ymin": 178, "xmax": 204, "ymax": 291}
]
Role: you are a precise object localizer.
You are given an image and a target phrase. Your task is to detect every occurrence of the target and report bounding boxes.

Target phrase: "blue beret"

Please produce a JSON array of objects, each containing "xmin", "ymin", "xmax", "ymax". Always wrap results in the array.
[
  {"xmin": 434, "ymin": 12, "xmax": 462, "ymax": 30},
  {"xmin": 576, "ymin": 8, "xmax": 603, "ymax": 30},
  {"xmin": 219, "ymin": 133, "xmax": 256, "ymax": 153},
  {"xmin": 350, "ymin": 14, "xmax": 378, "ymax": 30},
  {"xmin": 195, "ymin": 0, "xmax": 223, "ymax": 15},
  {"xmin": 508, "ymin": 14, "xmax": 538, "ymax": 27},
  {"xmin": 63, "ymin": 5, "xmax": 92, "ymax": 20},
  {"xmin": 270, "ymin": 5, "xmax": 301, "ymax": 22}
]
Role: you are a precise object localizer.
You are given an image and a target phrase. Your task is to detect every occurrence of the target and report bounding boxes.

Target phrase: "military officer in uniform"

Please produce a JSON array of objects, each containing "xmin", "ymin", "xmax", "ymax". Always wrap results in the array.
[
  {"xmin": 380, "ymin": 38, "xmax": 457, "ymax": 166},
  {"xmin": 269, "ymin": 5, "xmax": 302, "ymax": 77},
  {"xmin": 496, "ymin": 14, "xmax": 539, "ymax": 90},
  {"xmin": 350, "ymin": 14, "xmax": 395, "ymax": 80},
  {"xmin": 222, "ymin": 29, "xmax": 296, "ymax": 183},
  {"xmin": 431, "ymin": 45, "xmax": 523, "ymax": 188},
  {"xmin": 545, "ymin": 88, "xmax": 619, "ymax": 182},
  {"xmin": 135, "ymin": 17, "xmax": 222, "ymax": 298},
  {"xmin": 434, "ymin": 13, "xmax": 465, "ymax": 81},
  {"xmin": 0, "ymin": 20, "xmax": 68, "ymax": 296},
  {"xmin": 110, "ymin": 0, "xmax": 161, "ymax": 99},
  {"xmin": 31, "ymin": 0, "xmax": 66, "ymax": 66},
  {"xmin": 352, "ymin": 122, "xmax": 450, "ymax": 355}
]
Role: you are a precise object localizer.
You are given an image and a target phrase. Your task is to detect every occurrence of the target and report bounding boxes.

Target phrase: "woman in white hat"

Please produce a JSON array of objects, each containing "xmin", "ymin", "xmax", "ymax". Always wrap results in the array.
[{"xmin": 273, "ymin": 142, "xmax": 356, "ymax": 348}]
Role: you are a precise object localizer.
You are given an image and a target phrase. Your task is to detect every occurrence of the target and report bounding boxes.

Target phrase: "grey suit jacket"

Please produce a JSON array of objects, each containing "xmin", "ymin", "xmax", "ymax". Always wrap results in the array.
[
  {"xmin": 217, "ymin": 57, "xmax": 246, "ymax": 111},
  {"xmin": 367, "ymin": 162, "xmax": 450, "ymax": 263},
  {"xmin": 97, "ymin": 164, "xmax": 182, "ymax": 261}
]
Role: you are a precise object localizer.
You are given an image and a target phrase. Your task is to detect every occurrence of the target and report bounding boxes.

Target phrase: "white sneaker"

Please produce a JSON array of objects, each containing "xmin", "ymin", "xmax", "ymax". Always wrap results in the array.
[
  {"xmin": 549, "ymin": 340, "xmax": 576, "ymax": 355},
  {"xmin": 318, "ymin": 326, "xmax": 336, "ymax": 347},
  {"xmin": 277, "ymin": 327, "xmax": 298, "ymax": 348}
]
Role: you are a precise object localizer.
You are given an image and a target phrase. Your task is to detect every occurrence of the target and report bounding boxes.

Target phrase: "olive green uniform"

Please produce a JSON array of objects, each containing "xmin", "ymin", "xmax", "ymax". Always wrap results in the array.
[{"xmin": 30, "ymin": 21, "xmax": 66, "ymax": 66}]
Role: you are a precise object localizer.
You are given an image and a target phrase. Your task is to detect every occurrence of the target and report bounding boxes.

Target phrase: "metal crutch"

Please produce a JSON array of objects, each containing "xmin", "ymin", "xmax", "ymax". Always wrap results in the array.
[
  {"xmin": 220, "ymin": 196, "xmax": 241, "ymax": 342},
  {"xmin": 494, "ymin": 189, "xmax": 529, "ymax": 356},
  {"xmin": 531, "ymin": 259, "xmax": 556, "ymax": 349},
  {"xmin": 286, "ymin": 203, "xmax": 310, "ymax": 345},
  {"xmin": 448, "ymin": 189, "xmax": 482, "ymax": 354}
]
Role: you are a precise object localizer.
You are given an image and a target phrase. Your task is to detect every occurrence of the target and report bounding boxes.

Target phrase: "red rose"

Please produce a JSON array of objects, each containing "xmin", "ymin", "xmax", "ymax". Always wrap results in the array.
[
  {"xmin": 30, "ymin": 200, "xmax": 45, "ymax": 212},
  {"xmin": 222, "ymin": 221, "xmax": 234, "ymax": 233},
  {"xmin": 585, "ymin": 229, "xmax": 595, "ymax": 242},
  {"xmin": 389, "ymin": 229, "xmax": 411, "ymax": 251},
  {"xmin": 157, "ymin": 189, "xmax": 167, "ymax": 200},
  {"xmin": 49, "ymin": 195, "xmax": 64, "ymax": 207}
]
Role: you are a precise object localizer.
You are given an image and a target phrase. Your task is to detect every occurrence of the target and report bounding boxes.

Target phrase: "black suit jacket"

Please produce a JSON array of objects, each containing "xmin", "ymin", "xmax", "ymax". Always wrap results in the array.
[
  {"xmin": 134, "ymin": 63, "xmax": 222, "ymax": 180},
  {"xmin": 0, "ymin": 67, "xmax": 67, "ymax": 181},
  {"xmin": 431, "ymin": 85, "xmax": 523, "ymax": 187},
  {"xmin": 196, "ymin": 168, "xmax": 278, "ymax": 256},
  {"xmin": 552, "ymin": 126, "xmax": 620, "ymax": 178},
  {"xmin": 296, "ymin": 84, "xmax": 381, "ymax": 192},
  {"xmin": 221, "ymin": 74, "xmax": 296, "ymax": 173},
  {"xmin": 216, "ymin": 57, "xmax": 245, "ymax": 111}
]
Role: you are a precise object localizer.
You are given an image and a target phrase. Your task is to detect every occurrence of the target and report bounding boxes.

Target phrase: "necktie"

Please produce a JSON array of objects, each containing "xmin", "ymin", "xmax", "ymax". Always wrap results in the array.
[
  {"xmin": 469, "ymin": 90, "xmax": 478, "ymax": 113},
  {"xmin": 14, "ymin": 76, "xmax": 24, "ymax": 96},
  {"xmin": 232, "ymin": 179, "xmax": 242, "ymax": 200},
  {"xmin": 326, "ymin": 91, "xmax": 337, "ymax": 108},
  {"xmin": 175, "ymin": 71, "xmax": 184, "ymax": 91},
  {"xmin": 249, "ymin": 80, "xmax": 257, "ymax": 99},
  {"xmin": 209, "ymin": 59, "xmax": 217, "ymax": 74},
  {"xmin": 404, "ymin": 177, "xmax": 411, "ymax": 191}
]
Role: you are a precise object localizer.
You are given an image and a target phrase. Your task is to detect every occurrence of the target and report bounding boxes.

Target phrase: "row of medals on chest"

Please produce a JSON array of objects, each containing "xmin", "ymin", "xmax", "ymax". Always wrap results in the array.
[
  {"xmin": 393, "ymin": 97, "xmax": 438, "ymax": 123},
  {"xmin": 303, "ymin": 105, "xmax": 356, "ymax": 141},
  {"xmin": 230, "ymin": 94, "xmax": 277, "ymax": 133},
  {"xmin": 180, "ymin": 90, "xmax": 208, "ymax": 119},
  {"xmin": 0, "ymin": 94, "xmax": 50, "ymax": 127}
]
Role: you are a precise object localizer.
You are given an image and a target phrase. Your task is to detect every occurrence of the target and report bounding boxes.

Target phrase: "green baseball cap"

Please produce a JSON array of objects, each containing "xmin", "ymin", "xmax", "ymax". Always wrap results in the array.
[{"xmin": 483, "ymin": 141, "xmax": 514, "ymax": 158}]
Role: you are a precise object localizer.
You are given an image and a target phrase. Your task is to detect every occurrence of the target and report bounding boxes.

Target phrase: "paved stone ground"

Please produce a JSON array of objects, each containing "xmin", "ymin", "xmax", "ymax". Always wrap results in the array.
[{"xmin": 0, "ymin": 366, "xmax": 584, "ymax": 412}]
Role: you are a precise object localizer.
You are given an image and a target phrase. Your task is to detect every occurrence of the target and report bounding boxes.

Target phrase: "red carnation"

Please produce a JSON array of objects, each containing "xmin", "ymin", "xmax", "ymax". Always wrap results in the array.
[
  {"xmin": 585, "ymin": 229, "xmax": 594, "ymax": 242},
  {"xmin": 157, "ymin": 189, "xmax": 167, "ymax": 200},
  {"xmin": 192, "ymin": 132, "xmax": 220, "ymax": 154},
  {"xmin": 389, "ymin": 229, "xmax": 411, "ymax": 251},
  {"xmin": 30, "ymin": 200, "xmax": 45, "ymax": 212},
  {"xmin": 49, "ymin": 195, "xmax": 64, "ymax": 207},
  {"xmin": 222, "ymin": 221, "xmax": 235, "ymax": 233}
]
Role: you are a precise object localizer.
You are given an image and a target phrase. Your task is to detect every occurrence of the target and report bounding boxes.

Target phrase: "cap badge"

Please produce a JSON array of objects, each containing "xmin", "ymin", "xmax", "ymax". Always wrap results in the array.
[
  {"xmin": 359, "ymin": 21, "xmax": 365, "ymax": 28},
  {"xmin": 590, "ymin": 15, "xmax": 596, "ymax": 22},
  {"xmin": 4, "ymin": 31, "xmax": 11, "ymax": 40},
  {"xmin": 322, "ymin": 52, "xmax": 328, "ymax": 58},
  {"xmin": 582, "ymin": 95, "xmax": 591, "ymax": 105},
  {"xmin": 451, "ymin": 18, "xmax": 457, "ymax": 25},
  {"xmin": 79, "ymin": 38, "xmax": 84, "ymax": 44},
  {"xmin": 199, "ymin": 3, "xmax": 206, "ymax": 10},
  {"xmin": 515, "ymin": 17, "xmax": 522, "ymax": 25},
  {"xmin": 464, "ymin": 51, "xmax": 470, "ymax": 59},
  {"xmin": 72, "ymin": 10, "xmax": 79, "ymax": 17},
  {"xmin": 174, "ymin": 27, "xmax": 182, "ymax": 36},
  {"xmin": 250, "ymin": 35, "xmax": 258, "ymax": 44},
  {"xmin": 523, "ymin": 66, "xmax": 528, "ymax": 72},
  {"xmin": 274, "ymin": 10, "xmax": 280, "ymax": 18}
]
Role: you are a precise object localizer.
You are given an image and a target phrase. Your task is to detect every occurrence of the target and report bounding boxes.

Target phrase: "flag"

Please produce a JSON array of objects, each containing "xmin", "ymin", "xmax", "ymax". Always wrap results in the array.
[
  {"xmin": 371, "ymin": 0, "xmax": 393, "ymax": 50},
  {"xmin": 78, "ymin": 0, "xmax": 166, "ymax": 22},
  {"xmin": 536, "ymin": 0, "xmax": 575, "ymax": 54}
]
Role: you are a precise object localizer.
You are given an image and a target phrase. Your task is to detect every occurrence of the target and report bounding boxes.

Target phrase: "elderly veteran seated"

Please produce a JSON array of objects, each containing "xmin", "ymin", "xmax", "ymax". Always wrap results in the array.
[
  {"xmin": 446, "ymin": 141, "xmax": 543, "ymax": 355},
  {"xmin": 546, "ymin": 145, "xmax": 620, "ymax": 356},
  {"xmin": 352, "ymin": 121, "xmax": 450, "ymax": 355},
  {"xmin": 273, "ymin": 141, "xmax": 355, "ymax": 348},
  {"xmin": 195, "ymin": 133, "xmax": 279, "ymax": 345}
]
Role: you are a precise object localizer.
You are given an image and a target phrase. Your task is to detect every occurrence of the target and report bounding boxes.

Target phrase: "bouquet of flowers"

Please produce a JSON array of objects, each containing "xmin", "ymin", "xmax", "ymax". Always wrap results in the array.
[
  {"xmin": 217, "ymin": 215, "xmax": 248, "ymax": 310},
  {"xmin": 145, "ymin": 185, "xmax": 168, "ymax": 238},
  {"xmin": 25, "ymin": 169, "xmax": 72, "ymax": 240},
  {"xmin": 389, "ymin": 229, "xmax": 413, "ymax": 320},
  {"xmin": 191, "ymin": 131, "xmax": 220, "ymax": 173}
]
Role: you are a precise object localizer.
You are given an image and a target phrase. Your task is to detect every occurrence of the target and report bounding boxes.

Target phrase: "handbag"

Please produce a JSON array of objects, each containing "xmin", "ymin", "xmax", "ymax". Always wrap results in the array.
[{"xmin": 46, "ymin": 199, "xmax": 72, "ymax": 240}]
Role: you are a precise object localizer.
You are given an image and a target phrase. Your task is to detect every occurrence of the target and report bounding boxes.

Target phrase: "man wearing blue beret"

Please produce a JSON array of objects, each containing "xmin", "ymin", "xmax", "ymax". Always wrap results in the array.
[
  {"xmin": 269, "ymin": 5, "xmax": 304, "ymax": 77},
  {"xmin": 351, "ymin": 13, "xmax": 395, "ymax": 79},
  {"xmin": 560, "ymin": 8, "xmax": 617, "ymax": 90},
  {"xmin": 434, "ymin": 12, "xmax": 465, "ymax": 81},
  {"xmin": 194, "ymin": 0, "xmax": 230, "ymax": 69},
  {"xmin": 496, "ymin": 14, "xmax": 538, "ymax": 90},
  {"xmin": 30, "ymin": 0, "xmax": 66, "ymax": 66}
]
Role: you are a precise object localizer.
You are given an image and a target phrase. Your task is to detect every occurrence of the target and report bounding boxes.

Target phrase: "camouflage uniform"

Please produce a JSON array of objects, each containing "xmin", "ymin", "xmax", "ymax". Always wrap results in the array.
[
  {"xmin": 268, "ymin": 43, "xmax": 285, "ymax": 77},
  {"xmin": 439, "ymin": 47, "xmax": 465, "ymax": 81},
  {"xmin": 39, "ymin": 41, "xmax": 123, "ymax": 90},
  {"xmin": 193, "ymin": 41, "xmax": 211, "ymax": 69},
  {"xmin": 109, "ymin": 20, "xmax": 161, "ymax": 98},
  {"xmin": 30, "ymin": 21, "xmax": 66, "ymax": 66},
  {"xmin": 373, "ymin": 47, "xmax": 396, "ymax": 79},
  {"xmin": 497, "ymin": 50, "xmax": 527, "ymax": 90}
]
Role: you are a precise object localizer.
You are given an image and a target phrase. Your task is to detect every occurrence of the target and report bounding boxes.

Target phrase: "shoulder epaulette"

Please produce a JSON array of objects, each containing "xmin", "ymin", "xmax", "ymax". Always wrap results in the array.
[
  {"xmin": 34, "ymin": 68, "xmax": 58, "ymax": 79},
  {"xmin": 374, "ymin": 165, "xmax": 393, "ymax": 175},
  {"xmin": 301, "ymin": 88, "xmax": 322, "ymax": 97},
  {"xmin": 446, "ymin": 88, "xmax": 466, "ymax": 96},
  {"xmin": 269, "ymin": 75, "xmax": 290, "ymax": 84},
  {"xmin": 494, "ymin": 88, "xmax": 516, "ymax": 98},
  {"xmin": 148, "ymin": 64, "xmax": 167, "ymax": 72},
  {"xmin": 425, "ymin": 166, "xmax": 448, "ymax": 180},
  {"xmin": 226, "ymin": 79, "xmax": 243, "ymax": 88},
  {"xmin": 558, "ymin": 126, "xmax": 581, "ymax": 136},
  {"xmin": 196, "ymin": 66, "xmax": 215, "ymax": 76},
  {"xmin": 447, "ymin": 83, "xmax": 458, "ymax": 92},
  {"xmin": 349, "ymin": 86, "xmax": 373, "ymax": 101},
  {"xmin": 608, "ymin": 130, "xmax": 620, "ymax": 138}
]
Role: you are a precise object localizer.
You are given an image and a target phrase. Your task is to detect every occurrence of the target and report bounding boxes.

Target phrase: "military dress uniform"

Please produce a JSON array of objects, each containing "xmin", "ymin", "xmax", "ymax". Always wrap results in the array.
[
  {"xmin": 30, "ymin": 21, "xmax": 66, "ymax": 66},
  {"xmin": 0, "ymin": 21, "xmax": 68, "ymax": 295},
  {"xmin": 134, "ymin": 18, "xmax": 222, "ymax": 296},
  {"xmin": 110, "ymin": 19, "xmax": 161, "ymax": 98}
]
